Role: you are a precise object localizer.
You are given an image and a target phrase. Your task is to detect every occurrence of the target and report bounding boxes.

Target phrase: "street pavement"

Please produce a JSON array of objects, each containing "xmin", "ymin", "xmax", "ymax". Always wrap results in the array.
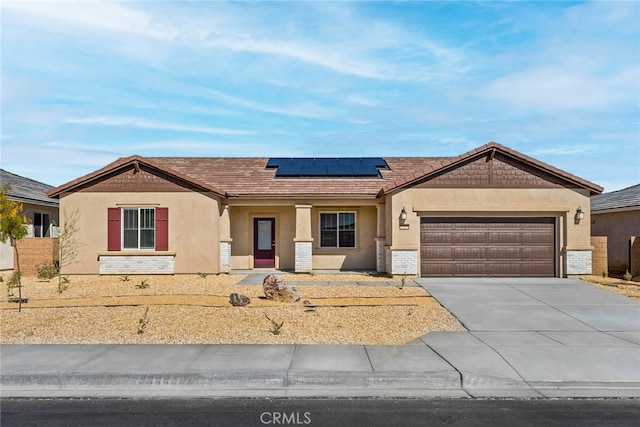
[{"xmin": 1, "ymin": 278, "xmax": 639, "ymax": 398}]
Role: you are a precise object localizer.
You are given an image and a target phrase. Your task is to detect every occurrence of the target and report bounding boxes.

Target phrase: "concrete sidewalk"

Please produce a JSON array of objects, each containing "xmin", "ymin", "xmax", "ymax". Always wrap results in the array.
[{"xmin": 1, "ymin": 278, "xmax": 639, "ymax": 398}]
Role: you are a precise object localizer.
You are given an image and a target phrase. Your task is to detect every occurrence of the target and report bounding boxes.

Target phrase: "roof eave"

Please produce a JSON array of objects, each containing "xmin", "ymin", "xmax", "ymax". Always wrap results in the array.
[
  {"xmin": 47, "ymin": 156, "xmax": 226, "ymax": 198},
  {"xmin": 382, "ymin": 142, "xmax": 604, "ymax": 195}
]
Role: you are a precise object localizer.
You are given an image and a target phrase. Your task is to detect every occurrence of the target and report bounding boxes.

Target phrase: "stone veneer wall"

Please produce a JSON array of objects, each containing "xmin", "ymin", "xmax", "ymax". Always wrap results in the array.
[
  {"xmin": 220, "ymin": 242, "xmax": 231, "ymax": 273},
  {"xmin": 590, "ymin": 236, "xmax": 608, "ymax": 277},
  {"xmin": 565, "ymin": 250, "xmax": 592, "ymax": 275},
  {"xmin": 99, "ymin": 255, "xmax": 175, "ymax": 275},
  {"xmin": 295, "ymin": 241, "xmax": 312, "ymax": 273},
  {"xmin": 390, "ymin": 249, "xmax": 418, "ymax": 276},
  {"xmin": 14, "ymin": 238, "xmax": 59, "ymax": 276},
  {"xmin": 376, "ymin": 239, "xmax": 386, "ymax": 273}
]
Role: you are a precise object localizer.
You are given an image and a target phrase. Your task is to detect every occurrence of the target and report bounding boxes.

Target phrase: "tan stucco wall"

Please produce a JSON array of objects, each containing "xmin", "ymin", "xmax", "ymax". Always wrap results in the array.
[
  {"xmin": 311, "ymin": 205, "xmax": 377, "ymax": 270},
  {"xmin": 388, "ymin": 187, "xmax": 592, "ymax": 277},
  {"xmin": 592, "ymin": 210, "xmax": 640, "ymax": 273},
  {"xmin": 59, "ymin": 191, "xmax": 221, "ymax": 274},
  {"xmin": 229, "ymin": 205, "xmax": 296, "ymax": 270},
  {"xmin": 22, "ymin": 202, "xmax": 59, "ymax": 236},
  {"xmin": 228, "ymin": 202, "xmax": 378, "ymax": 271}
]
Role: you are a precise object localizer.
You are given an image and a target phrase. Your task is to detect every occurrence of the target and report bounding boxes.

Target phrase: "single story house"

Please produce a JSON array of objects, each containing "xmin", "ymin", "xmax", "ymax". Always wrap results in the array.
[
  {"xmin": 1, "ymin": 169, "xmax": 60, "ymax": 272},
  {"xmin": 591, "ymin": 184, "xmax": 640, "ymax": 275},
  {"xmin": 46, "ymin": 142, "xmax": 603, "ymax": 277}
]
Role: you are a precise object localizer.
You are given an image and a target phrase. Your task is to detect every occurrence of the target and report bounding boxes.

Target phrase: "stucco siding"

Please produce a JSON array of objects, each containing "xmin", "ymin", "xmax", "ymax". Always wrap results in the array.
[
  {"xmin": 389, "ymin": 187, "xmax": 592, "ymax": 277},
  {"xmin": 592, "ymin": 210, "xmax": 640, "ymax": 273},
  {"xmin": 60, "ymin": 191, "xmax": 221, "ymax": 274}
]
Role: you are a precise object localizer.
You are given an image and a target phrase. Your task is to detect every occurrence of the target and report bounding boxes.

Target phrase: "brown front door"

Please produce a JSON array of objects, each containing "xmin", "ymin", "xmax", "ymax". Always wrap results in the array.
[{"xmin": 254, "ymin": 218, "xmax": 275, "ymax": 268}]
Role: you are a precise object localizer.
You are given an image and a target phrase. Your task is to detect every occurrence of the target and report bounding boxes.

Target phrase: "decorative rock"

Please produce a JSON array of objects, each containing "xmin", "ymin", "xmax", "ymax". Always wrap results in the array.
[
  {"xmin": 262, "ymin": 274, "xmax": 301, "ymax": 303},
  {"xmin": 229, "ymin": 293, "xmax": 251, "ymax": 307}
]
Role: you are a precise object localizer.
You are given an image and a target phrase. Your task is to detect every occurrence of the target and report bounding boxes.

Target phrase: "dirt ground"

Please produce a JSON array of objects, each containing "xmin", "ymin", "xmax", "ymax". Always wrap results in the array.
[
  {"xmin": 0, "ymin": 274, "xmax": 465, "ymax": 345},
  {"xmin": 576, "ymin": 275, "xmax": 640, "ymax": 300}
]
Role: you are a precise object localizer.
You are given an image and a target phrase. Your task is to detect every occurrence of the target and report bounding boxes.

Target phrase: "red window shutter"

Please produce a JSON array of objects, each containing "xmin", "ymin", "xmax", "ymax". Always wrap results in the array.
[
  {"xmin": 155, "ymin": 207, "xmax": 169, "ymax": 251},
  {"xmin": 107, "ymin": 208, "xmax": 121, "ymax": 251}
]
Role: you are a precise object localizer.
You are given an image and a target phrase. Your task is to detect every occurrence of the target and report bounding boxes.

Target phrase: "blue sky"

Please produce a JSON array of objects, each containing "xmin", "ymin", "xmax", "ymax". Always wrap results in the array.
[{"xmin": 1, "ymin": 1, "xmax": 639, "ymax": 192}]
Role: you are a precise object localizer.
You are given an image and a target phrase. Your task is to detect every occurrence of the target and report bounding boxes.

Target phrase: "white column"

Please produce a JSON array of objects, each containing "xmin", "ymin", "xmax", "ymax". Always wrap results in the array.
[{"xmin": 219, "ymin": 204, "xmax": 232, "ymax": 273}]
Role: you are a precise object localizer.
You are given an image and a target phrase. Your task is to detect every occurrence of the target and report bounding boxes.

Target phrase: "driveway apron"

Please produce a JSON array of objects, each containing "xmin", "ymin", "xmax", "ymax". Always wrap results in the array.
[{"xmin": 415, "ymin": 278, "xmax": 640, "ymax": 392}]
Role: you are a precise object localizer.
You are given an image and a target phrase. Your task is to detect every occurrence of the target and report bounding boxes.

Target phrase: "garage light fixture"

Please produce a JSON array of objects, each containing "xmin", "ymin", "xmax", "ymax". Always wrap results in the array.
[
  {"xmin": 576, "ymin": 206, "xmax": 585, "ymax": 221},
  {"xmin": 399, "ymin": 207, "xmax": 409, "ymax": 229}
]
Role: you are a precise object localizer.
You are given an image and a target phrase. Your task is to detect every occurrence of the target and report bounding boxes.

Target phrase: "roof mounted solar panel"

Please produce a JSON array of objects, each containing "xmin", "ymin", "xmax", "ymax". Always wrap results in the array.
[
  {"xmin": 267, "ymin": 157, "xmax": 388, "ymax": 177},
  {"xmin": 276, "ymin": 164, "xmax": 303, "ymax": 176}
]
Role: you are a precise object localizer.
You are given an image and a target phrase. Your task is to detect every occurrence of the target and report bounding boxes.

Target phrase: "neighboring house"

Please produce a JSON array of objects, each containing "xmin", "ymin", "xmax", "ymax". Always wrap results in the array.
[
  {"xmin": 0, "ymin": 169, "xmax": 60, "ymax": 272},
  {"xmin": 46, "ymin": 142, "xmax": 602, "ymax": 277},
  {"xmin": 591, "ymin": 184, "xmax": 640, "ymax": 275}
]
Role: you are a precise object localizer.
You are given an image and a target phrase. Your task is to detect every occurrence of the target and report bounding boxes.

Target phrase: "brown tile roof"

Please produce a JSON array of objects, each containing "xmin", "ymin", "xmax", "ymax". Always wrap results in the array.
[
  {"xmin": 47, "ymin": 143, "xmax": 603, "ymax": 199},
  {"xmin": 381, "ymin": 142, "xmax": 603, "ymax": 195}
]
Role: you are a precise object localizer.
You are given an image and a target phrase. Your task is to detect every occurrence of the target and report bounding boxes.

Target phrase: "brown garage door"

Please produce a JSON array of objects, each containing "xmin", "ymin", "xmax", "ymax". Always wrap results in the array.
[{"xmin": 420, "ymin": 217, "xmax": 555, "ymax": 277}]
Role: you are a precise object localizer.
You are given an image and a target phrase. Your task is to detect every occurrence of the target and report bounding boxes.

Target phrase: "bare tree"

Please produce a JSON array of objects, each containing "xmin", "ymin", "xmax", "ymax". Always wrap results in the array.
[{"xmin": 56, "ymin": 209, "xmax": 81, "ymax": 293}]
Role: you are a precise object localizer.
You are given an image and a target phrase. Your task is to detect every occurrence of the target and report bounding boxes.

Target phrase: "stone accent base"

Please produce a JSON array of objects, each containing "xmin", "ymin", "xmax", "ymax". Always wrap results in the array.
[
  {"xmin": 376, "ymin": 239, "xmax": 386, "ymax": 273},
  {"xmin": 220, "ymin": 242, "xmax": 231, "ymax": 273},
  {"xmin": 295, "ymin": 241, "xmax": 312, "ymax": 273},
  {"xmin": 565, "ymin": 250, "xmax": 592, "ymax": 275},
  {"xmin": 390, "ymin": 249, "xmax": 418, "ymax": 276},
  {"xmin": 99, "ymin": 255, "xmax": 175, "ymax": 275}
]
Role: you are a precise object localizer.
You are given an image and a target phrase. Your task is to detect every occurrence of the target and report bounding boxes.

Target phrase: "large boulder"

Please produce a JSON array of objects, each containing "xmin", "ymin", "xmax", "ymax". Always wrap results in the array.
[
  {"xmin": 262, "ymin": 274, "xmax": 301, "ymax": 303},
  {"xmin": 229, "ymin": 293, "xmax": 251, "ymax": 306}
]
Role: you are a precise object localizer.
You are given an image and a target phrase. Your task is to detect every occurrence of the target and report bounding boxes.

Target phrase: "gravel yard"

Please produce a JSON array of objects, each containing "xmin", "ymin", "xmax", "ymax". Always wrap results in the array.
[
  {"xmin": 577, "ymin": 275, "xmax": 640, "ymax": 300},
  {"xmin": 0, "ymin": 274, "xmax": 465, "ymax": 345}
]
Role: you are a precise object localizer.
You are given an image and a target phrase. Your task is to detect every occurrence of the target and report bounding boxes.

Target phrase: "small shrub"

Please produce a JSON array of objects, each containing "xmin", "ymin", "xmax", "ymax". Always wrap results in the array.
[
  {"xmin": 136, "ymin": 279, "xmax": 149, "ymax": 289},
  {"xmin": 265, "ymin": 313, "xmax": 284, "ymax": 335},
  {"xmin": 137, "ymin": 307, "xmax": 149, "ymax": 335},
  {"xmin": 197, "ymin": 272, "xmax": 209, "ymax": 279},
  {"xmin": 623, "ymin": 270, "xmax": 632, "ymax": 282},
  {"xmin": 119, "ymin": 275, "xmax": 130, "ymax": 282},
  {"xmin": 6, "ymin": 272, "xmax": 20, "ymax": 297},
  {"xmin": 602, "ymin": 271, "xmax": 608, "ymax": 278},
  {"xmin": 36, "ymin": 263, "xmax": 58, "ymax": 281}
]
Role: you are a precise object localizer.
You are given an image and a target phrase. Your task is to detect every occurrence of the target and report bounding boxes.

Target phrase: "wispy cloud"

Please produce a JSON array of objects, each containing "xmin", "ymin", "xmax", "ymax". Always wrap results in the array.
[
  {"xmin": 65, "ymin": 116, "xmax": 254, "ymax": 135},
  {"xmin": 207, "ymin": 90, "xmax": 332, "ymax": 119}
]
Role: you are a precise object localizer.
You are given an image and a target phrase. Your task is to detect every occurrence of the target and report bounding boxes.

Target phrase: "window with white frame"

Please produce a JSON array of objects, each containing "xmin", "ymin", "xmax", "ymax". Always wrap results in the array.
[
  {"xmin": 320, "ymin": 212, "xmax": 356, "ymax": 248},
  {"xmin": 123, "ymin": 208, "xmax": 155, "ymax": 249}
]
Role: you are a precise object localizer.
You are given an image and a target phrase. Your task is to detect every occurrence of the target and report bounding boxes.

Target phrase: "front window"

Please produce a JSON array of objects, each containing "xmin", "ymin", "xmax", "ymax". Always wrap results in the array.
[
  {"xmin": 123, "ymin": 208, "xmax": 155, "ymax": 249},
  {"xmin": 320, "ymin": 212, "xmax": 355, "ymax": 248}
]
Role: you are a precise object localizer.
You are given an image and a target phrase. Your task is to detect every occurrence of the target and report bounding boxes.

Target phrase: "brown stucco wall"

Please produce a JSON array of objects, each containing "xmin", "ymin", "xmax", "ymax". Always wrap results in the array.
[
  {"xmin": 388, "ymin": 187, "xmax": 592, "ymax": 277},
  {"xmin": 14, "ymin": 237, "xmax": 59, "ymax": 276},
  {"xmin": 59, "ymin": 191, "xmax": 221, "ymax": 274},
  {"xmin": 591, "ymin": 236, "xmax": 608, "ymax": 277},
  {"xmin": 591, "ymin": 210, "xmax": 640, "ymax": 274}
]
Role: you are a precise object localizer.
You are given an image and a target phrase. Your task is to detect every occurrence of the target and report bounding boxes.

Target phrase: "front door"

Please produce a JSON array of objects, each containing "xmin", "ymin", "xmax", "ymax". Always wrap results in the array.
[{"xmin": 254, "ymin": 218, "xmax": 275, "ymax": 268}]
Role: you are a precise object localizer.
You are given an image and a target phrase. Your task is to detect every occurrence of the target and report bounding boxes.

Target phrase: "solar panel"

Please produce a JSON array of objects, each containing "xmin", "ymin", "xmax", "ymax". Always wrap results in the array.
[
  {"xmin": 267, "ymin": 157, "xmax": 387, "ymax": 177},
  {"xmin": 276, "ymin": 164, "xmax": 303, "ymax": 176}
]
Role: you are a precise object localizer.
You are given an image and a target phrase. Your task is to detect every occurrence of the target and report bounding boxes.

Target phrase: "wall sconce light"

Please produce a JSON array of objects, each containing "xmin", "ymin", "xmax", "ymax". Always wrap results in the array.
[
  {"xmin": 399, "ymin": 207, "xmax": 409, "ymax": 229},
  {"xmin": 576, "ymin": 206, "xmax": 585, "ymax": 221}
]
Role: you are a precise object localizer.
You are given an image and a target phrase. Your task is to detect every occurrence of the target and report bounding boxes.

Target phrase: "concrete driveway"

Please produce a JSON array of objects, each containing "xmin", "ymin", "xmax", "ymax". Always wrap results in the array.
[{"xmin": 415, "ymin": 277, "xmax": 640, "ymax": 396}]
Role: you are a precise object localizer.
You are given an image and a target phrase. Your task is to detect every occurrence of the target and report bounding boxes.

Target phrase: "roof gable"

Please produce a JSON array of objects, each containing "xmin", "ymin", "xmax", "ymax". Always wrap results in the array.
[
  {"xmin": 382, "ymin": 142, "xmax": 603, "ymax": 195},
  {"xmin": 46, "ymin": 156, "xmax": 225, "ymax": 198}
]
